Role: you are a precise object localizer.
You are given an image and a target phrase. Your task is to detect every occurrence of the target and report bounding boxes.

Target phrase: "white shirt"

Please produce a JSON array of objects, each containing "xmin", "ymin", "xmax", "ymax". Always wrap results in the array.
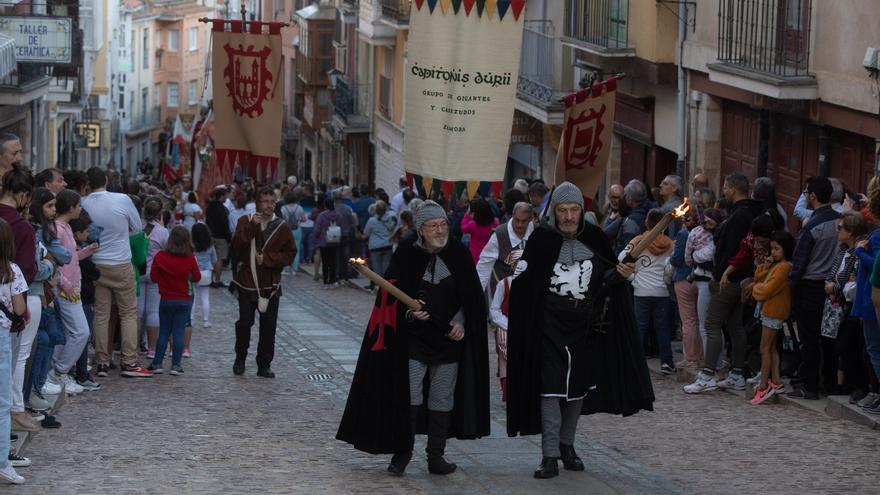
[
  {"xmin": 619, "ymin": 245, "xmax": 670, "ymax": 298},
  {"xmin": 476, "ymin": 221, "xmax": 534, "ymax": 290},
  {"xmin": 82, "ymin": 190, "xmax": 143, "ymax": 266},
  {"xmin": 489, "ymin": 278, "xmax": 509, "ymax": 330},
  {"xmin": 390, "ymin": 189, "xmax": 408, "ymax": 216}
]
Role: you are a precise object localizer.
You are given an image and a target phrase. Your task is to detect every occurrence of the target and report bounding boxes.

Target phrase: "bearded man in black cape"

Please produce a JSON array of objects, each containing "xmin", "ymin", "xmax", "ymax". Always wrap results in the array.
[
  {"xmin": 507, "ymin": 181, "xmax": 655, "ymax": 479},
  {"xmin": 336, "ymin": 200, "xmax": 490, "ymax": 476}
]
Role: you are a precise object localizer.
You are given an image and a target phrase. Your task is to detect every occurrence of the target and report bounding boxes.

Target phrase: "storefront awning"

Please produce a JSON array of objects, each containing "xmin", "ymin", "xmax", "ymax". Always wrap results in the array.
[{"xmin": 0, "ymin": 34, "xmax": 16, "ymax": 79}]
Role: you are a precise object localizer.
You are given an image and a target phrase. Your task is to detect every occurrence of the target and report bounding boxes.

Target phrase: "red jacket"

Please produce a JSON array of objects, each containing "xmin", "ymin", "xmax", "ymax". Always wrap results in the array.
[{"xmin": 150, "ymin": 251, "xmax": 201, "ymax": 300}]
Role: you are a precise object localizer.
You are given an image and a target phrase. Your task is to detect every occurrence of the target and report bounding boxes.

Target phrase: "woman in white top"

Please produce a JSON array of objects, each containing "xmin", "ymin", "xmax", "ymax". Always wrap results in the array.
[{"xmin": 182, "ymin": 192, "xmax": 203, "ymax": 231}]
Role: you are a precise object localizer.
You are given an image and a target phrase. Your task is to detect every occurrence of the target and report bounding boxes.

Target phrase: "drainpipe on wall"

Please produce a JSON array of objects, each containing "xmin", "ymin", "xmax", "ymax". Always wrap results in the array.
[{"xmin": 675, "ymin": 0, "xmax": 687, "ymax": 179}]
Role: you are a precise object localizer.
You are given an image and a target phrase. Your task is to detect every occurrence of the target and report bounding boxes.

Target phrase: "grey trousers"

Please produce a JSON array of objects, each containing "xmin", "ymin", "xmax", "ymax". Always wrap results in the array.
[
  {"xmin": 703, "ymin": 281, "xmax": 747, "ymax": 375},
  {"xmin": 409, "ymin": 360, "xmax": 458, "ymax": 412},
  {"xmin": 541, "ymin": 397, "xmax": 583, "ymax": 458}
]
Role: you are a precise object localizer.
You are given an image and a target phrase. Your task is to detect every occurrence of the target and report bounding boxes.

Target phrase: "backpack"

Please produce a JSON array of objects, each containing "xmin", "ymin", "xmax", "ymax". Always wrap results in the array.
[
  {"xmin": 326, "ymin": 220, "xmax": 342, "ymax": 245},
  {"xmin": 282, "ymin": 204, "xmax": 302, "ymax": 230}
]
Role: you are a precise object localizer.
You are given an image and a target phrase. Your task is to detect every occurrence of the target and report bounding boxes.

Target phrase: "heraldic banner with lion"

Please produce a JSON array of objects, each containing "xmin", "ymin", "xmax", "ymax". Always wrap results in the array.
[
  {"xmin": 403, "ymin": 0, "xmax": 525, "ymax": 200},
  {"xmin": 211, "ymin": 20, "xmax": 283, "ymax": 182}
]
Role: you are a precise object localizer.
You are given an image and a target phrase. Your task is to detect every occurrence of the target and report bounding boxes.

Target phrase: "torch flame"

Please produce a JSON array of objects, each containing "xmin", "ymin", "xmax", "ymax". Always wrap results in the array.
[
  {"xmin": 349, "ymin": 258, "xmax": 367, "ymax": 265},
  {"xmin": 671, "ymin": 198, "xmax": 691, "ymax": 218}
]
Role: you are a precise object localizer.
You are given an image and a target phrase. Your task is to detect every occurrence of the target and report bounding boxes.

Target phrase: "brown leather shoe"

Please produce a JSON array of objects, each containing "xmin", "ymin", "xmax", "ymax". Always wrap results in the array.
[{"xmin": 10, "ymin": 412, "xmax": 41, "ymax": 432}]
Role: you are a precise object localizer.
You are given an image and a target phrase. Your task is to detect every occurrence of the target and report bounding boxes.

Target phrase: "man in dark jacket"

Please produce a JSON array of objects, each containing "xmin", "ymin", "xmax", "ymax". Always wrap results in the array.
[
  {"xmin": 788, "ymin": 176, "xmax": 841, "ymax": 399},
  {"xmin": 205, "ymin": 186, "xmax": 231, "ymax": 287},
  {"xmin": 685, "ymin": 172, "xmax": 765, "ymax": 394},
  {"xmin": 616, "ymin": 180, "xmax": 657, "ymax": 255},
  {"xmin": 337, "ymin": 201, "xmax": 490, "ymax": 478},
  {"xmin": 507, "ymin": 182, "xmax": 653, "ymax": 479}
]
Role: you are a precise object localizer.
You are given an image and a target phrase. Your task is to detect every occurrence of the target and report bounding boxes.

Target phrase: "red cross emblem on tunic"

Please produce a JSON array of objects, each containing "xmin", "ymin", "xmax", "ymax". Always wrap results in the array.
[{"xmin": 368, "ymin": 284, "xmax": 399, "ymax": 352}]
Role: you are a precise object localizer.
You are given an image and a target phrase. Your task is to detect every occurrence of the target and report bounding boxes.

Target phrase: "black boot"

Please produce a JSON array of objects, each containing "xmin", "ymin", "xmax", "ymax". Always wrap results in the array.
[
  {"xmin": 426, "ymin": 411, "xmax": 457, "ymax": 475},
  {"xmin": 256, "ymin": 366, "xmax": 275, "ymax": 378},
  {"xmin": 233, "ymin": 357, "xmax": 245, "ymax": 376},
  {"xmin": 534, "ymin": 457, "xmax": 559, "ymax": 479},
  {"xmin": 559, "ymin": 443, "xmax": 585, "ymax": 471},
  {"xmin": 387, "ymin": 406, "xmax": 420, "ymax": 476}
]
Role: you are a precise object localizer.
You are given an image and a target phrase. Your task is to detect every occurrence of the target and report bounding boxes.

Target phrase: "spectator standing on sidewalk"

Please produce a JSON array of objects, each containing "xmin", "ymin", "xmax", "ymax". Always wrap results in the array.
[
  {"xmin": 314, "ymin": 199, "xmax": 342, "ymax": 289},
  {"xmin": 149, "ymin": 227, "xmax": 200, "ymax": 376},
  {"xmin": 280, "ymin": 189, "xmax": 306, "ymax": 275},
  {"xmin": 34, "ymin": 168, "xmax": 66, "ymax": 195},
  {"xmin": 460, "ymin": 198, "xmax": 499, "ymax": 265},
  {"xmin": 191, "ymin": 223, "xmax": 216, "ymax": 330},
  {"xmin": 332, "ymin": 189, "xmax": 356, "ymax": 282},
  {"xmin": 685, "ymin": 173, "xmax": 765, "ymax": 394},
  {"xmin": 361, "ymin": 200, "xmax": 396, "ymax": 287},
  {"xmin": 0, "ymin": 219, "xmax": 28, "ymax": 485},
  {"xmin": 81, "ymin": 167, "xmax": 152, "ymax": 378},
  {"xmin": 617, "ymin": 180, "xmax": 656, "ymax": 255},
  {"xmin": 658, "ymin": 175, "xmax": 684, "ymax": 237},
  {"xmin": 787, "ymin": 177, "xmax": 841, "ymax": 400},
  {"xmin": 671, "ymin": 211, "xmax": 702, "ymax": 368},
  {"xmin": 231, "ymin": 187, "xmax": 295, "ymax": 378},
  {"xmin": 205, "ymin": 187, "xmax": 231, "ymax": 287},
  {"xmin": 0, "ymin": 133, "xmax": 22, "ymax": 175}
]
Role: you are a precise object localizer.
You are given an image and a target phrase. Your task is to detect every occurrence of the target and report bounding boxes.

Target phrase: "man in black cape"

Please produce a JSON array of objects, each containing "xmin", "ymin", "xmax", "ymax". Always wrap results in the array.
[
  {"xmin": 507, "ymin": 181, "xmax": 655, "ymax": 479},
  {"xmin": 336, "ymin": 200, "xmax": 490, "ymax": 476}
]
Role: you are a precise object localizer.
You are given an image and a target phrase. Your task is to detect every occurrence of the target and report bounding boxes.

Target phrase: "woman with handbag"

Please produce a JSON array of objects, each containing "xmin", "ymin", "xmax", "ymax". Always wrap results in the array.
[
  {"xmin": 0, "ymin": 218, "xmax": 29, "ymax": 485},
  {"xmin": 314, "ymin": 199, "xmax": 342, "ymax": 289}
]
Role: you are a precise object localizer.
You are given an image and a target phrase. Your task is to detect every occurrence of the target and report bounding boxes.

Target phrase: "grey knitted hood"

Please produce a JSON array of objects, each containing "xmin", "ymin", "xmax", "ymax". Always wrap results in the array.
[
  {"xmin": 414, "ymin": 200, "xmax": 446, "ymax": 231},
  {"xmin": 545, "ymin": 182, "xmax": 585, "ymax": 235}
]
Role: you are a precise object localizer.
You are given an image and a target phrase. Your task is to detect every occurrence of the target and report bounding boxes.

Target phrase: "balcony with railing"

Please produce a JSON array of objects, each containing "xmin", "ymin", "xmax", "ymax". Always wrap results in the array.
[
  {"xmin": 715, "ymin": 0, "xmax": 812, "ymax": 78},
  {"xmin": 563, "ymin": 0, "xmax": 634, "ymax": 56},
  {"xmin": 333, "ymin": 76, "xmax": 370, "ymax": 132},
  {"xmin": 0, "ymin": 64, "xmax": 52, "ymax": 105},
  {"xmin": 296, "ymin": 51, "xmax": 333, "ymax": 86},
  {"xmin": 378, "ymin": 75, "xmax": 393, "ymax": 121},
  {"xmin": 517, "ymin": 20, "xmax": 566, "ymax": 113},
  {"xmin": 380, "ymin": 0, "xmax": 411, "ymax": 28},
  {"xmin": 126, "ymin": 105, "xmax": 161, "ymax": 135}
]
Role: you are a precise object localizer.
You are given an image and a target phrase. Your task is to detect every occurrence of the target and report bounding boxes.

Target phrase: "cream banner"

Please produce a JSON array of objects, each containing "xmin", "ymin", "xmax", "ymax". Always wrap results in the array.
[{"xmin": 404, "ymin": 1, "xmax": 525, "ymax": 187}]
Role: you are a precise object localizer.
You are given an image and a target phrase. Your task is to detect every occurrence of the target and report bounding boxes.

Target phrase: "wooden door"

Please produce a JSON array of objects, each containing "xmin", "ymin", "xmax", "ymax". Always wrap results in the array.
[
  {"xmin": 721, "ymin": 102, "xmax": 758, "ymax": 186},
  {"xmin": 619, "ymin": 135, "xmax": 647, "ymax": 184}
]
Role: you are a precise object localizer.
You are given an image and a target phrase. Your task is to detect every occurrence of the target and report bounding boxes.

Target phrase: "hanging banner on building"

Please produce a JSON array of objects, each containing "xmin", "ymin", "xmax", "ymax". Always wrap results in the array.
[
  {"xmin": 553, "ymin": 77, "xmax": 618, "ymax": 202},
  {"xmin": 404, "ymin": 0, "xmax": 525, "ymax": 200},
  {"xmin": 211, "ymin": 20, "xmax": 283, "ymax": 182}
]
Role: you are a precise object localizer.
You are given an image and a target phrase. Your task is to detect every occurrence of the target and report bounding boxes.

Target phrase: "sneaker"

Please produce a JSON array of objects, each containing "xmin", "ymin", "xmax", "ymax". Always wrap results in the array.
[
  {"xmin": 203, "ymin": 321, "xmax": 212, "ymax": 328},
  {"xmin": 76, "ymin": 378, "xmax": 102, "ymax": 392},
  {"xmin": 785, "ymin": 385, "xmax": 819, "ymax": 400},
  {"xmin": 750, "ymin": 386, "xmax": 773, "ymax": 405},
  {"xmin": 8, "ymin": 452, "xmax": 30, "ymax": 468},
  {"xmin": 864, "ymin": 401, "xmax": 880, "ymax": 415},
  {"xmin": 0, "ymin": 464, "xmax": 25, "ymax": 484},
  {"xmin": 859, "ymin": 392, "xmax": 880, "ymax": 409},
  {"xmin": 747, "ymin": 372, "xmax": 762, "ymax": 385},
  {"xmin": 716, "ymin": 373, "xmax": 746, "ymax": 391},
  {"xmin": 146, "ymin": 363, "xmax": 164, "ymax": 374},
  {"xmin": 46, "ymin": 371, "xmax": 63, "ymax": 388},
  {"xmin": 849, "ymin": 389, "xmax": 868, "ymax": 404},
  {"xmin": 27, "ymin": 393, "xmax": 50, "ymax": 412},
  {"xmin": 683, "ymin": 373, "xmax": 717, "ymax": 394},
  {"xmin": 169, "ymin": 365, "xmax": 184, "ymax": 376},
  {"xmin": 40, "ymin": 414, "xmax": 61, "ymax": 429},
  {"xmin": 96, "ymin": 364, "xmax": 110, "ymax": 377},
  {"xmin": 27, "ymin": 410, "xmax": 45, "ymax": 422},
  {"xmin": 768, "ymin": 380, "xmax": 785, "ymax": 395},
  {"xmin": 120, "ymin": 363, "xmax": 153, "ymax": 378},
  {"xmin": 146, "ymin": 350, "xmax": 155, "ymax": 360},
  {"xmin": 39, "ymin": 381, "xmax": 62, "ymax": 396},
  {"xmin": 59, "ymin": 374, "xmax": 83, "ymax": 395},
  {"xmin": 183, "ymin": 348, "xmax": 192, "ymax": 358},
  {"xmin": 660, "ymin": 363, "xmax": 676, "ymax": 375}
]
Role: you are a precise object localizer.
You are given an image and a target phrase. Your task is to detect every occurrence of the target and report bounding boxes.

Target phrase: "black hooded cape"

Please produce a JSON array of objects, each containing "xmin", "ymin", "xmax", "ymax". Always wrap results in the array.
[
  {"xmin": 336, "ymin": 237, "xmax": 491, "ymax": 454},
  {"xmin": 506, "ymin": 221, "xmax": 655, "ymax": 437}
]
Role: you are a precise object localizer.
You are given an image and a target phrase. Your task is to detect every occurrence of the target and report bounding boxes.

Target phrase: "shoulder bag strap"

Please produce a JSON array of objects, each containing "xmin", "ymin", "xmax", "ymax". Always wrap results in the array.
[{"xmin": 250, "ymin": 237, "xmax": 261, "ymax": 295}]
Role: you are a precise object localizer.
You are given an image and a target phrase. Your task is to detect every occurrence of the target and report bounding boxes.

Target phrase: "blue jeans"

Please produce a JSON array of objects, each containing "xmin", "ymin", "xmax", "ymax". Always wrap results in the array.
[
  {"xmin": 291, "ymin": 227, "xmax": 303, "ymax": 272},
  {"xmin": 153, "ymin": 299, "xmax": 192, "ymax": 367},
  {"xmin": 26, "ymin": 307, "xmax": 65, "ymax": 400},
  {"xmin": 862, "ymin": 319, "xmax": 880, "ymax": 383},
  {"xmin": 634, "ymin": 295, "xmax": 673, "ymax": 365},
  {"xmin": 1, "ymin": 323, "xmax": 11, "ymax": 468},
  {"xmin": 300, "ymin": 227, "xmax": 314, "ymax": 262}
]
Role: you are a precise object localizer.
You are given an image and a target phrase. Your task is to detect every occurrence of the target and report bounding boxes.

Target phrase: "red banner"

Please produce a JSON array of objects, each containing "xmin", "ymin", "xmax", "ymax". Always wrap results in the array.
[
  {"xmin": 211, "ymin": 20, "xmax": 283, "ymax": 183},
  {"xmin": 553, "ymin": 77, "xmax": 618, "ymax": 201}
]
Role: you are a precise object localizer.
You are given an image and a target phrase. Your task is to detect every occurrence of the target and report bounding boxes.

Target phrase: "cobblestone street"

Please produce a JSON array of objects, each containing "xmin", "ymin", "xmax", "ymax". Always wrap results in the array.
[{"xmin": 15, "ymin": 271, "xmax": 880, "ymax": 494}]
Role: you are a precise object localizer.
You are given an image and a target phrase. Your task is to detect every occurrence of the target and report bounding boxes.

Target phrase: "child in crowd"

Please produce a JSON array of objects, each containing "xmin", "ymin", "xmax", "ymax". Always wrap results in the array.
[
  {"xmin": 149, "ymin": 226, "xmax": 201, "ymax": 375},
  {"xmin": 620, "ymin": 208, "xmax": 676, "ymax": 374},
  {"xmin": 50, "ymin": 190, "xmax": 98, "ymax": 395},
  {"xmin": 0, "ymin": 218, "xmax": 29, "ymax": 485},
  {"xmin": 69, "ymin": 213, "xmax": 101, "ymax": 390},
  {"xmin": 750, "ymin": 231, "xmax": 795, "ymax": 405},
  {"xmin": 489, "ymin": 262, "xmax": 525, "ymax": 402},
  {"xmin": 191, "ymin": 223, "xmax": 216, "ymax": 330}
]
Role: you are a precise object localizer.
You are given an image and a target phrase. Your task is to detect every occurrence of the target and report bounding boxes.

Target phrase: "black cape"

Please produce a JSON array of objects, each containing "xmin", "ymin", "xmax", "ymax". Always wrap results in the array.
[
  {"xmin": 506, "ymin": 221, "xmax": 655, "ymax": 437},
  {"xmin": 336, "ymin": 238, "xmax": 491, "ymax": 454}
]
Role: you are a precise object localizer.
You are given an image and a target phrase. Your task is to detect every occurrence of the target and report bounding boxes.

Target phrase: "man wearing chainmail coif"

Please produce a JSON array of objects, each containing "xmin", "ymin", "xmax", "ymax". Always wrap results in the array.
[
  {"xmin": 507, "ymin": 182, "xmax": 655, "ymax": 479},
  {"xmin": 337, "ymin": 201, "xmax": 490, "ymax": 478}
]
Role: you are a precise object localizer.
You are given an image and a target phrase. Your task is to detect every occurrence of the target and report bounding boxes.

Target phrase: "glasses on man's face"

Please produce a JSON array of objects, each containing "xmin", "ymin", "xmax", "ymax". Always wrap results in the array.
[{"xmin": 422, "ymin": 222, "xmax": 448, "ymax": 232}]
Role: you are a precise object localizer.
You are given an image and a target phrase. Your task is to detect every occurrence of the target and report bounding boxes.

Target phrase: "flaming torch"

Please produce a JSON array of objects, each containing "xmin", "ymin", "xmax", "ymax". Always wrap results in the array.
[
  {"xmin": 348, "ymin": 258, "xmax": 423, "ymax": 311},
  {"xmin": 622, "ymin": 198, "xmax": 691, "ymax": 263}
]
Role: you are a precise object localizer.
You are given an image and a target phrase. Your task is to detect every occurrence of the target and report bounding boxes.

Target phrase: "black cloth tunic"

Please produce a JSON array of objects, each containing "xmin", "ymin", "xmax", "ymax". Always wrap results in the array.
[{"xmin": 409, "ymin": 274, "xmax": 463, "ymax": 364}]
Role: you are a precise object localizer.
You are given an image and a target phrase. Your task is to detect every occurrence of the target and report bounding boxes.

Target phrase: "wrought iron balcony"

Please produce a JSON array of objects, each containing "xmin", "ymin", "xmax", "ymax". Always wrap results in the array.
[
  {"xmin": 717, "ymin": 0, "xmax": 812, "ymax": 77},
  {"xmin": 563, "ymin": 0, "xmax": 632, "ymax": 54},
  {"xmin": 380, "ymin": 0, "xmax": 411, "ymax": 26},
  {"xmin": 127, "ymin": 106, "xmax": 161, "ymax": 134},
  {"xmin": 0, "ymin": 63, "xmax": 51, "ymax": 90},
  {"xmin": 517, "ymin": 20, "xmax": 565, "ymax": 111}
]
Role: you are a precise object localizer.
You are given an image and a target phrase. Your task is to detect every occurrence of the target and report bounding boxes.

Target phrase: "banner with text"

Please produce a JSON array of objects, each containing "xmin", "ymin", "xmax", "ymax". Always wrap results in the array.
[
  {"xmin": 211, "ymin": 20, "xmax": 283, "ymax": 183},
  {"xmin": 553, "ymin": 77, "xmax": 618, "ymax": 202},
  {"xmin": 404, "ymin": 0, "xmax": 525, "ymax": 197}
]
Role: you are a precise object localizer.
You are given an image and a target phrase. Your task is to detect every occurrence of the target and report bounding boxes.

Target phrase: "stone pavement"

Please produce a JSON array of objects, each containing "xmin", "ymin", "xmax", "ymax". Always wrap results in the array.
[{"xmin": 12, "ymin": 269, "xmax": 880, "ymax": 494}]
